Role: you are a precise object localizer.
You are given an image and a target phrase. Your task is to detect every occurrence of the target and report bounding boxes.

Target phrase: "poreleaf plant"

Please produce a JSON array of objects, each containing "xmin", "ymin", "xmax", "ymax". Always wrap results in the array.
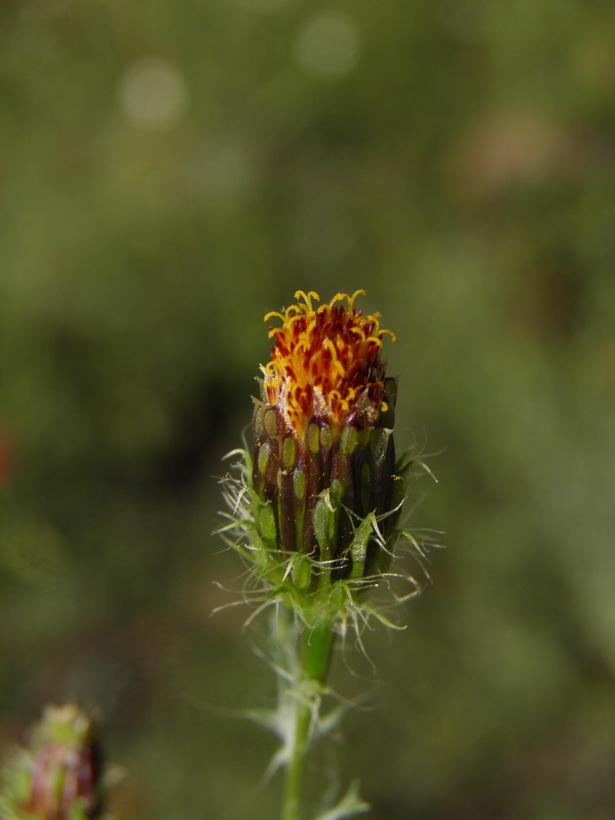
[{"xmin": 219, "ymin": 290, "xmax": 436, "ymax": 820}]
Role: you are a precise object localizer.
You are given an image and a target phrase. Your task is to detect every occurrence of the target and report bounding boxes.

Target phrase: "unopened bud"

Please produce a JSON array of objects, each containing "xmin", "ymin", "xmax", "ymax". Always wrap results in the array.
[
  {"xmin": 252, "ymin": 290, "xmax": 401, "ymax": 584},
  {"xmin": 1, "ymin": 705, "xmax": 107, "ymax": 820}
]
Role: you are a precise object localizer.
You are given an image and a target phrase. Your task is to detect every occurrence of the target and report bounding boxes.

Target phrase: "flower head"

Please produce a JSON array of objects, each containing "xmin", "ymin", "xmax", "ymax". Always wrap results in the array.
[
  {"xmin": 261, "ymin": 290, "xmax": 396, "ymax": 439},
  {"xmin": 251, "ymin": 290, "xmax": 401, "ymax": 579}
]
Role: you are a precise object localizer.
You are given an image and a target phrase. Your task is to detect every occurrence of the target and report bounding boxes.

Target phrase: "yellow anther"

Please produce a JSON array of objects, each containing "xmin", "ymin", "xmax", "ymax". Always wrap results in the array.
[
  {"xmin": 323, "ymin": 337, "xmax": 337, "ymax": 358},
  {"xmin": 380, "ymin": 328, "xmax": 397, "ymax": 342},
  {"xmin": 264, "ymin": 310, "xmax": 286, "ymax": 324},
  {"xmin": 295, "ymin": 333, "xmax": 311, "ymax": 354},
  {"xmin": 346, "ymin": 289, "xmax": 366, "ymax": 310},
  {"xmin": 332, "ymin": 360, "xmax": 345, "ymax": 378},
  {"xmin": 294, "ymin": 290, "xmax": 320, "ymax": 313}
]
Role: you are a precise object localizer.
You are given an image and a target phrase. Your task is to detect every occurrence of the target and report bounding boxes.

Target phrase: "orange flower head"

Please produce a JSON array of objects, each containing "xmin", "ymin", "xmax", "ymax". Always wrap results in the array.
[{"xmin": 261, "ymin": 290, "xmax": 395, "ymax": 438}]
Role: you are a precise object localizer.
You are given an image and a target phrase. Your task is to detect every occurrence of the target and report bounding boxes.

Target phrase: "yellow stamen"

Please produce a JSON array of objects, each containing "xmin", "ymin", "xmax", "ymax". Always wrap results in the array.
[
  {"xmin": 346, "ymin": 289, "xmax": 367, "ymax": 310},
  {"xmin": 260, "ymin": 290, "xmax": 394, "ymax": 436},
  {"xmin": 285, "ymin": 305, "xmax": 300, "ymax": 321},
  {"xmin": 323, "ymin": 338, "xmax": 338, "ymax": 358},
  {"xmin": 264, "ymin": 310, "xmax": 286, "ymax": 323},
  {"xmin": 294, "ymin": 290, "xmax": 320, "ymax": 313},
  {"xmin": 381, "ymin": 328, "xmax": 397, "ymax": 342}
]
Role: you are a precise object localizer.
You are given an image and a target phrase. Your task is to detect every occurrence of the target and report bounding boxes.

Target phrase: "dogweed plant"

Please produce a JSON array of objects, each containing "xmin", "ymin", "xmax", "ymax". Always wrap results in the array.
[{"xmin": 219, "ymin": 290, "xmax": 436, "ymax": 819}]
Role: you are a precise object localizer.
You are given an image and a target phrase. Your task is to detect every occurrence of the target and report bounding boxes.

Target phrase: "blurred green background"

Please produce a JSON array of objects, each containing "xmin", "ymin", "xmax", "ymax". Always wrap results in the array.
[{"xmin": 1, "ymin": 0, "xmax": 615, "ymax": 817}]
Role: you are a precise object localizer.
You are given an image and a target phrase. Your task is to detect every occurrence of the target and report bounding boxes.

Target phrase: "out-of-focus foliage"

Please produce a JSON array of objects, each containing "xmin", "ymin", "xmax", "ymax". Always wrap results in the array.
[{"xmin": 1, "ymin": 0, "xmax": 614, "ymax": 817}]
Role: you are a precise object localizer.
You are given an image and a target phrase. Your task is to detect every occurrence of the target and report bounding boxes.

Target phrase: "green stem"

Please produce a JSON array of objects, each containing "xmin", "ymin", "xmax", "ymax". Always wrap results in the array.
[{"xmin": 282, "ymin": 620, "xmax": 335, "ymax": 820}]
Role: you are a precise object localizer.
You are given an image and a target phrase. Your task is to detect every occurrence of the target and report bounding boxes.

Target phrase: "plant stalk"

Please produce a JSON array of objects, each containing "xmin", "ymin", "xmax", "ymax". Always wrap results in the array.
[{"xmin": 282, "ymin": 620, "xmax": 335, "ymax": 820}]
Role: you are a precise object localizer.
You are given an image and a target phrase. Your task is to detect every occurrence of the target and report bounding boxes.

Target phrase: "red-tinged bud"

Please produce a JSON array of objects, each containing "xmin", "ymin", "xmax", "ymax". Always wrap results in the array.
[
  {"xmin": 252, "ymin": 290, "xmax": 401, "ymax": 583},
  {"xmin": 1, "ymin": 705, "xmax": 106, "ymax": 820}
]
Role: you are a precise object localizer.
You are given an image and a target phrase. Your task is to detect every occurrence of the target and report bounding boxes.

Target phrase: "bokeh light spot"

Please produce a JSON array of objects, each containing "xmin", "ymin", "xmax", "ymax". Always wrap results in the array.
[
  {"xmin": 295, "ymin": 12, "xmax": 361, "ymax": 81},
  {"xmin": 119, "ymin": 57, "xmax": 187, "ymax": 130}
]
